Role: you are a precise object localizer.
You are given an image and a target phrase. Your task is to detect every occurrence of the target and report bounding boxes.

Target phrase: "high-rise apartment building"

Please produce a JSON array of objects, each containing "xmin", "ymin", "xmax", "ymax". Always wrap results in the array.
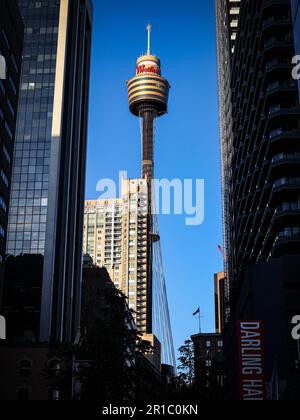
[
  {"xmin": 84, "ymin": 178, "xmax": 151, "ymax": 333},
  {"xmin": 216, "ymin": 0, "xmax": 300, "ymax": 292},
  {"xmin": 3, "ymin": 0, "xmax": 93, "ymax": 343},
  {"xmin": 0, "ymin": 0, "xmax": 23, "ymax": 263},
  {"xmin": 216, "ymin": 0, "xmax": 300, "ymax": 398}
]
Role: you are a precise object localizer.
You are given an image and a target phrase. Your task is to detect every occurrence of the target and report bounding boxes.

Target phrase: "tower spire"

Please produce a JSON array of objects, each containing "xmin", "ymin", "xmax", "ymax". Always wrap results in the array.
[{"xmin": 147, "ymin": 24, "xmax": 152, "ymax": 55}]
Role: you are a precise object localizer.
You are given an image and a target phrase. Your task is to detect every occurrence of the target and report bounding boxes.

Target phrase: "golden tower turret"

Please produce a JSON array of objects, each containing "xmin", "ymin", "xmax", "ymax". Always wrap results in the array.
[{"xmin": 126, "ymin": 25, "xmax": 170, "ymax": 180}]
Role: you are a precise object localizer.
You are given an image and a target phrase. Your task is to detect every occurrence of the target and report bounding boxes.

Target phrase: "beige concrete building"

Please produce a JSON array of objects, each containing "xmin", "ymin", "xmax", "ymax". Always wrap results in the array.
[
  {"xmin": 214, "ymin": 272, "xmax": 226, "ymax": 334},
  {"xmin": 83, "ymin": 178, "xmax": 151, "ymax": 333}
]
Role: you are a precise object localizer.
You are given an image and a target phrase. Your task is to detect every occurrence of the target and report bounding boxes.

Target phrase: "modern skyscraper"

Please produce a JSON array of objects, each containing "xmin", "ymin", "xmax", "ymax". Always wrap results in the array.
[
  {"xmin": 216, "ymin": 0, "xmax": 300, "ymax": 398},
  {"xmin": 84, "ymin": 178, "xmax": 150, "ymax": 333},
  {"xmin": 0, "ymin": 0, "xmax": 23, "ymax": 263},
  {"xmin": 4, "ymin": 0, "xmax": 93, "ymax": 343}
]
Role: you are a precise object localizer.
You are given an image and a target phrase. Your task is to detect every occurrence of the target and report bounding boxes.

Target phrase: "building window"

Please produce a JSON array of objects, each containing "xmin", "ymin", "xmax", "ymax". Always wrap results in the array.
[
  {"xmin": 0, "ymin": 195, "xmax": 7, "ymax": 213},
  {"xmin": 206, "ymin": 341, "xmax": 211, "ymax": 348},
  {"xmin": 0, "ymin": 225, "xmax": 5, "ymax": 238},
  {"xmin": 3, "ymin": 144, "xmax": 11, "ymax": 163},
  {"xmin": 1, "ymin": 169, "xmax": 9, "ymax": 187},
  {"xmin": 19, "ymin": 360, "xmax": 32, "ymax": 378},
  {"xmin": 17, "ymin": 387, "xmax": 30, "ymax": 401}
]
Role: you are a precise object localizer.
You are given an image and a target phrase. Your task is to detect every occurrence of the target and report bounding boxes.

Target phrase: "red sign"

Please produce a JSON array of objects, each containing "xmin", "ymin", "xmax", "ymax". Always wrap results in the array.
[
  {"xmin": 237, "ymin": 321, "xmax": 266, "ymax": 401},
  {"xmin": 137, "ymin": 64, "xmax": 160, "ymax": 75}
]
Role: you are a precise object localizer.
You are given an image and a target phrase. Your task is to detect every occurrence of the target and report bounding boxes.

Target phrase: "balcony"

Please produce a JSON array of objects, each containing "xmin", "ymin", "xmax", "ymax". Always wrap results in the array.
[
  {"xmin": 269, "ymin": 128, "xmax": 300, "ymax": 153},
  {"xmin": 271, "ymin": 227, "xmax": 300, "ymax": 257},
  {"xmin": 278, "ymin": 227, "xmax": 300, "ymax": 238},
  {"xmin": 263, "ymin": 37, "xmax": 293, "ymax": 54},
  {"xmin": 265, "ymin": 203, "xmax": 300, "ymax": 230},
  {"xmin": 272, "ymin": 177, "xmax": 300, "ymax": 199},
  {"xmin": 268, "ymin": 104, "xmax": 300, "ymax": 117},
  {"xmin": 266, "ymin": 80, "xmax": 297, "ymax": 95},
  {"xmin": 270, "ymin": 152, "xmax": 300, "ymax": 177},
  {"xmin": 265, "ymin": 58, "xmax": 291, "ymax": 80},
  {"xmin": 277, "ymin": 202, "xmax": 300, "ymax": 212},
  {"xmin": 262, "ymin": 16, "xmax": 291, "ymax": 31}
]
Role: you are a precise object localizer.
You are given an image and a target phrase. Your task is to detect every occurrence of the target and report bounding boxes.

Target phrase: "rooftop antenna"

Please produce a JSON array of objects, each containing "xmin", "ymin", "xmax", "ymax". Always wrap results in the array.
[{"xmin": 147, "ymin": 24, "xmax": 152, "ymax": 55}]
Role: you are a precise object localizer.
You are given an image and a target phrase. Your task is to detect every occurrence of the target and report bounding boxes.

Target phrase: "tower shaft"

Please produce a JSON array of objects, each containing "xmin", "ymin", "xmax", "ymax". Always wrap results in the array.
[
  {"xmin": 139, "ymin": 107, "xmax": 156, "ymax": 334},
  {"xmin": 140, "ymin": 107, "xmax": 157, "ymax": 180}
]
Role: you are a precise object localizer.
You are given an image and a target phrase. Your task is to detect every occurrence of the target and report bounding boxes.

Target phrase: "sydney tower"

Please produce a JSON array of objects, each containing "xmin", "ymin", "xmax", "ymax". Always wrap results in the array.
[
  {"xmin": 126, "ymin": 25, "xmax": 170, "ymax": 335},
  {"xmin": 127, "ymin": 24, "xmax": 170, "ymax": 181}
]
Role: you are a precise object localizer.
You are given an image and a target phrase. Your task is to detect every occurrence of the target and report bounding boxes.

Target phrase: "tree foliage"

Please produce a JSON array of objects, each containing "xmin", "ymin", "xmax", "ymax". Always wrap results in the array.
[
  {"xmin": 177, "ymin": 340, "xmax": 195, "ymax": 387},
  {"xmin": 44, "ymin": 287, "xmax": 153, "ymax": 402}
]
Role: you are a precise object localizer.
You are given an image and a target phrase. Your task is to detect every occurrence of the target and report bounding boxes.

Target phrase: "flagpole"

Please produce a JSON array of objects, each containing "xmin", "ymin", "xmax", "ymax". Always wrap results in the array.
[
  {"xmin": 193, "ymin": 307, "xmax": 202, "ymax": 334},
  {"xmin": 199, "ymin": 308, "xmax": 201, "ymax": 334}
]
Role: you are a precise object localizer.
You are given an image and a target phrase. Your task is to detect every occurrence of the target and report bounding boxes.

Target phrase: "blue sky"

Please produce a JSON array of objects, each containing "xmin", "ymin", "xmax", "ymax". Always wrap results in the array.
[{"xmin": 85, "ymin": 0, "xmax": 223, "ymax": 357}]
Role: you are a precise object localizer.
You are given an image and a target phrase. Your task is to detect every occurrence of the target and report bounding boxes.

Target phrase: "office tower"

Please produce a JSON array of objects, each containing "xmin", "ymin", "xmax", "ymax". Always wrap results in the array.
[
  {"xmin": 4, "ymin": 0, "xmax": 93, "ymax": 343},
  {"xmin": 216, "ymin": 0, "xmax": 300, "ymax": 398},
  {"xmin": 84, "ymin": 178, "xmax": 150, "ymax": 333},
  {"xmin": 214, "ymin": 272, "xmax": 226, "ymax": 334},
  {"xmin": 0, "ymin": 0, "xmax": 23, "ymax": 263}
]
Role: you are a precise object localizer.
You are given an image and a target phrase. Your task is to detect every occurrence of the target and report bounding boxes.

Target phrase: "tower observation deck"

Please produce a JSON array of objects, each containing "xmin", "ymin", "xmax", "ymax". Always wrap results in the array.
[
  {"xmin": 127, "ymin": 24, "xmax": 170, "ymax": 180},
  {"xmin": 126, "ymin": 26, "xmax": 175, "ymax": 368}
]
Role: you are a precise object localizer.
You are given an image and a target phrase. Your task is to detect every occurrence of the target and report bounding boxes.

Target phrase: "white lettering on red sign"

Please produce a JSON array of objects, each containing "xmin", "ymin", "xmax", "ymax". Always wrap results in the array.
[{"xmin": 238, "ymin": 321, "xmax": 266, "ymax": 400}]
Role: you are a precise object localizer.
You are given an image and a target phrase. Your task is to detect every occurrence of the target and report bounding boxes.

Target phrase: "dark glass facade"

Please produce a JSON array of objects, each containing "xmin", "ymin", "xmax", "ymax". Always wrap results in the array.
[
  {"xmin": 291, "ymin": 0, "xmax": 300, "ymax": 93},
  {"xmin": 0, "ymin": 0, "xmax": 23, "ymax": 261},
  {"xmin": 3, "ymin": 0, "xmax": 93, "ymax": 343},
  {"xmin": 291, "ymin": 1, "xmax": 300, "ymax": 47},
  {"xmin": 7, "ymin": 1, "xmax": 59, "ymax": 257}
]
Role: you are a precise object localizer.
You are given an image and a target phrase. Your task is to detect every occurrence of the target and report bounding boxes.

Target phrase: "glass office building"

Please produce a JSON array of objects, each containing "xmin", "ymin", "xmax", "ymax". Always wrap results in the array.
[
  {"xmin": 4, "ymin": 0, "xmax": 93, "ymax": 343},
  {"xmin": 6, "ymin": 1, "xmax": 59, "ymax": 257},
  {"xmin": 0, "ymin": 0, "xmax": 23, "ymax": 261}
]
